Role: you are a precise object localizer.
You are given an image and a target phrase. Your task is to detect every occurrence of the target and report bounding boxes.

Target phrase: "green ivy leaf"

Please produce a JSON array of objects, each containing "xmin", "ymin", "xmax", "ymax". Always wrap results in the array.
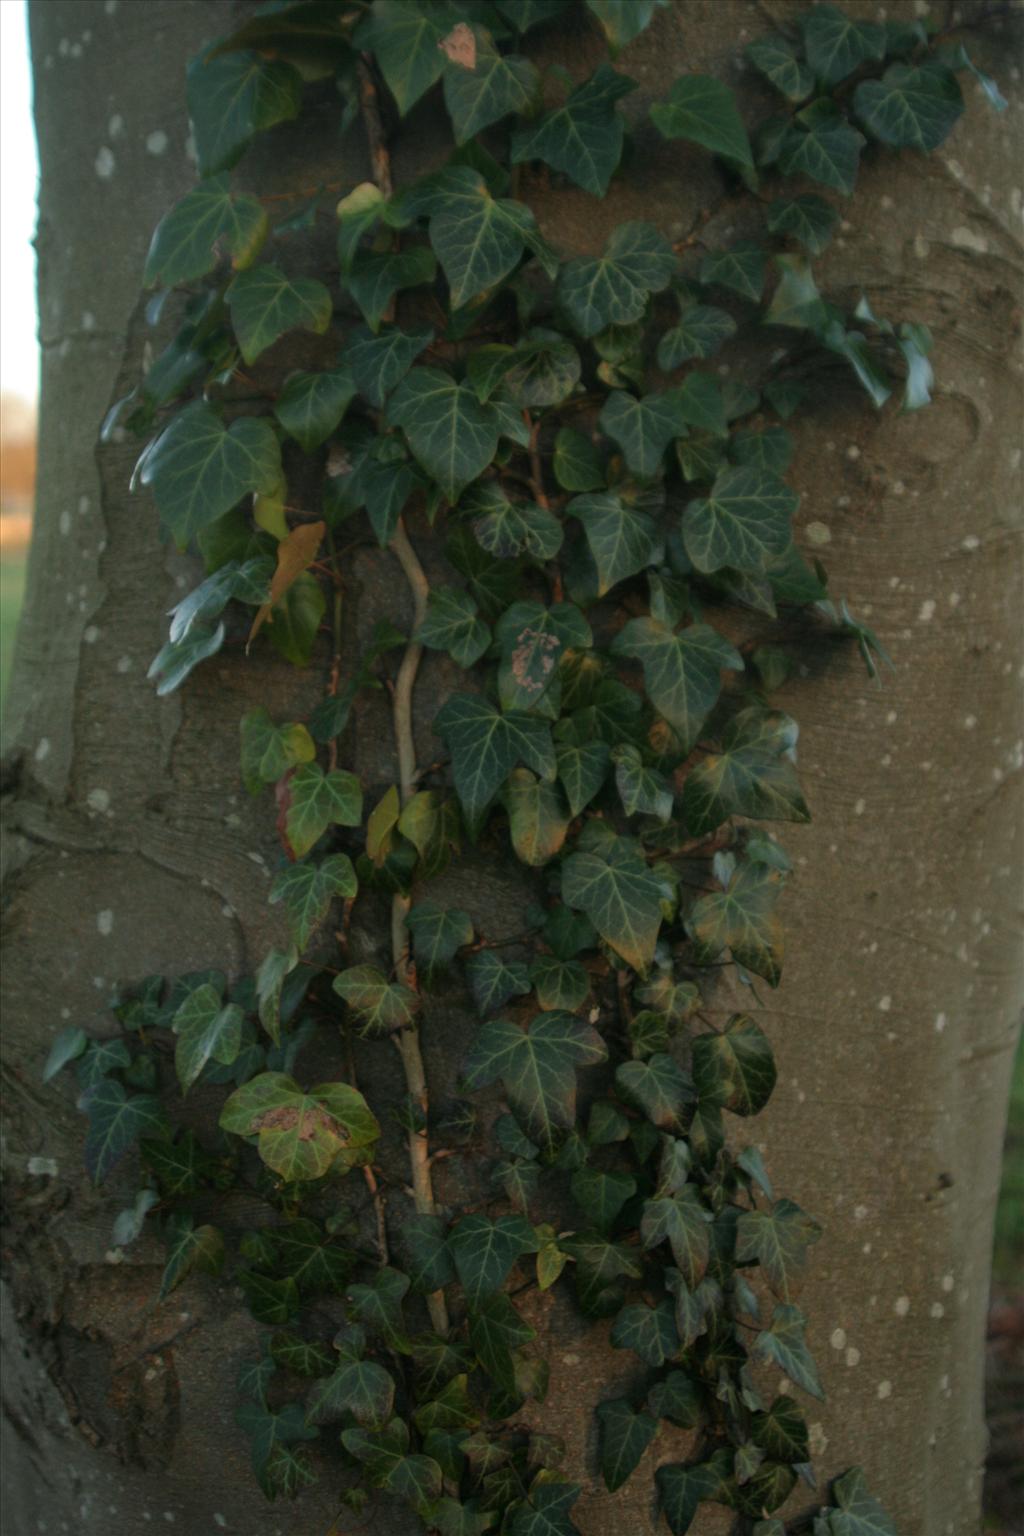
[
  {"xmin": 465, "ymin": 952, "xmax": 532, "ymax": 1016},
  {"xmin": 172, "ymin": 982, "xmax": 244, "ymax": 1093},
  {"xmin": 571, "ymin": 1167, "xmax": 636, "ymax": 1231},
  {"xmin": 428, "ymin": 168, "xmax": 541, "ymax": 309},
  {"xmin": 529, "ymin": 955, "xmax": 589, "ymax": 1012},
  {"xmin": 283, "ymin": 763, "xmax": 363, "ymax": 860},
  {"xmin": 443, "ymin": 27, "xmax": 540, "ymax": 144},
  {"xmin": 270, "ymin": 1331, "xmax": 335, "ymax": 1377},
  {"xmin": 141, "ymin": 1131, "xmax": 209, "ymax": 1196},
  {"xmin": 420, "ymin": 587, "xmax": 493, "ymax": 667},
  {"xmin": 465, "ymin": 485, "xmax": 564, "ymax": 561},
  {"xmin": 736, "ymin": 1198, "xmax": 822, "ymax": 1299},
  {"xmin": 561, "ymin": 835, "xmax": 665, "ymax": 972},
  {"xmin": 346, "ymin": 324, "xmax": 434, "ymax": 408},
  {"xmin": 220, "ymin": 1071, "xmax": 379, "ymax": 1181},
  {"xmin": 753, "ymin": 1304, "xmax": 824, "ymax": 1400},
  {"xmin": 596, "ymin": 1398, "xmax": 658, "ymax": 1492},
  {"xmin": 616, "ymin": 1053, "xmax": 696, "ymax": 1132},
  {"xmin": 235, "ymin": 1399, "xmax": 317, "ymax": 1499},
  {"xmin": 510, "ymin": 63, "xmax": 636, "ymax": 197},
  {"xmin": 503, "ymin": 771, "xmax": 571, "ymax": 866},
  {"xmin": 568, "ymin": 492, "xmax": 661, "ymax": 595},
  {"xmin": 406, "ymin": 901, "xmax": 474, "ymax": 984},
  {"xmin": 612, "ymin": 618, "xmax": 740, "ymax": 748},
  {"xmin": 227, "ymin": 264, "xmax": 331, "ymax": 364},
  {"xmin": 558, "ymin": 222, "xmax": 676, "ymax": 338},
  {"xmin": 683, "ymin": 465, "xmax": 798, "ymax": 574},
  {"xmin": 650, "ymin": 75, "xmax": 753, "ymax": 167},
  {"xmin": 507, "ymin": 1483, "xmax": 582, "ymax": 1536},
  {"xmin": 187, "ymin": 49, "xmax": 302, "ymax": 176},
  {"xmin": 801, "ymin": 4, "xmax": 885, "ymax": 87},
  {"xmin": 599, "ymin": 390, "xmax": 684, "ymax": 478},
  {"xmin": 142, "ymin": 402, "xmax": 282, "ymax": 549},
  {"xmin": 585, "ymin": 0, "xmax": 663, "ymax": 51},
  {"xmin": 657, "ymin": 306, "xmax": 736, "ymax": 368},
  {"xmin": 767, "ymin": 194, "xmax": 839, "ymax": 256},
  {"xmin": 240, "ymin": 707, "xmax": 315, "ymax": 794},
  {"xmin": 752, "ymin": 1394, "xmax": 810, "ymax": 1464},
  {"xmin": 388, "ymin": 368, "xmax": 499, "ymax": 501},
  {"xmin": 468, "ymin": 332, "xmax": 579, "ymax": 410},
  {"xmin": 699, "ymin": 242, "xmax": 766, "ymax": 302},
  {"xmin": 778, "ymin": 106, "xmax": 864, "ymax": 195},
  {"xmin": 463, "ymin": 1013, "xmax": 607, "ymax": 1153},
  {"xmin": 83, "ymin": 1079, "xmax": 167, "ymax": 1183},
  {"xmin": 307, "ymin": 1356, "xmax": 396, "ymax": 1429},
  {"xmin": 610, "ymin": 1299, "xmax": 680, "ymax": 1367},
  {"xmin": 613, "ymin": 744, "xmax": 673, "ymax": 822},
  {"xmin": 274, "ymin": 365, "xmax": 355, "ymax": 453},
  {"xmin": 348, "ymin": 245, "xmax": 437, "ymax": 333},
  {"xmin": 401, "ymin": 1213, "xmax": 458, "ymax": 1294},
  {"xmin": 495, "ymin": 599, "xmax": 590, "ymax": 711},
  {"xmin": 449, "ymin": 1214, "xmax": 538, "ymax": 1304},
  {"xmin": 354, "ymin": 0, "xmax": 453, "ymax": 114},
  {"xmin": 435, "ymin": 693, "xmax": 555, "ymax": 828},
  {"xmin": 144, "ymin": 174, "xmax": 267, "ymax": 287},
  {"xmin": 688, "ymin": 860, "xmax": 785, "ymax": 984},
  {"xmin": 554, "ymin": 735, "xmax": 611, "ymax": 818},
  {"xmin": 553, "ymin": 428, "xmax": 604, "ymax": 492},
  {"xmin": 825, "ymin": 1466, "xmax": 899, "ymax": 1535},
  {"xmin": 468, "ymin": 1292, "xmax": 536, "ymax": 1392},
  {"xmin": 692, "ymin": 1016, "xmax": 777, "ymax": 1116},
  {"xmin": 347, "ymin": 1266, "xmax": 413, "ymax": 1351},
  {"xmin": 271, "ymin": 1219, "xmax": 353, "ymax": 1293},
  {"xmin": 855, "ymin": 64, "xmax": 964, "ymax": 152},
  {"xmin": 333, "ymin": 965, "xmax": 419, "ymax": 1034},
  {"xmin": 656, "ymin": 1452, "xmax": 733, "ymax": 1536},
  {"xmin": 159, "ymin": 1214, "xmax": 225, "ymax": 1300},
  {"xmin": 270, "ymin": 853, "xmax": 357, "ymax": 950},
  {"xmin": 682, "ymin": 729, "xmax": 808, "ymax": 837},
  {"xmin": 745, "ymin": 35, "xmax": 814, "ymax": 104},
  {"xmin": 730, "ymin": 428, "xmax": 794, "ymax": 476},
  {"xmin": 648, "ymin": 1370, "xmax": 703, "ymax": 1428}
]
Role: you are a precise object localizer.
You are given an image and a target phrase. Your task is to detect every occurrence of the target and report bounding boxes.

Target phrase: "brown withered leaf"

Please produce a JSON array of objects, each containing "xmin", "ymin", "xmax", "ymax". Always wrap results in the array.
[
  {"xmin": 438, "ymin": 21, "xmax": 476, "ymax": 70},
  {"xmin": 248, "ymin": 519, "xmax": 325, "ymax": 649}
]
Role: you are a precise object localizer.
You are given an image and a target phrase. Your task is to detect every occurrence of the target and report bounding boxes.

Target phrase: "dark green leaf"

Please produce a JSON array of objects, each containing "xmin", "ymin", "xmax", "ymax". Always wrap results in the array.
[
  {"xmin": 468, "ymin": 1292, "xmax": 536, "ymax": 1392},
  {"xmin": 270, "ymin": 1331, "xmax": 335, "ymax": 1377},
  {"xmin": 767, "ymin": 195, "xmax": 839, "ymax": 256},
  {"xmin": 283, "ymin": 763, "xmax": 362, "ymax": 860},
  {"xmin": 504, "ymin": 771, "xmax": 571, "ymax": 866},
  {"xmin": 596, "ymin": 1398, "xmax": 658, "ymax": 1492},
  {"xmin": 616, "ymin": 1052, "xmax": 695, "ymax": 1132},
  {"xmin": 227, "ymin": 264, "xmax": 331, "ymax": 364},
  {"xmin": 465, "ymin": 952, "xmax": 531, "ymax": 1016},
  {"xmin": 571, "ymin": 1168, "xmax": 636, "ymax": 1231},
  {"xmin": 553, "ymin": 428, "xmax": 604, "ymax": 492},
  {"xmin": 83, "ymin": 1079, "xmax": 167, "ymax": 1183},
  {"xmin": 692, "ymin": 1016, "xmax": 776, "ymax": 1116},
  {"xmin": 274, "ymin": 365, "xmax": 355, "ymax": 453},
  {"xmin": 648, "ymin": 1370, "xmax": 703, "ymax": 1428},
  {"xmin": 826, "ymin": 1466, "xmax": 898, "ymax": 1535},
  {"xmin": 272, "ymin": 1218, "xmax": 353, "ymax": 1292},
  {"xmin": 449, "ymin": 1214, "xmax": 538, "ymax": 1304},
  {"xmin": 561, "ymin": 835, "xmax": 665, "ymax": 972},
  {"xmin": 348, "ymin": 245, "xmax": 438, "ymax": 333},
  {"xmin": 419, "ymin": 587, "xmax": 492, "ymax": 667},
  {"xmin": 240, "ymin": 707, "xmax": 315, "ymax": 794},
  {"xmin": 753, "ymin": 1304, "xmax": 824, "ymax": 1400},
  {"xmin": 688, "ymin": 860, "xmax": 785, "ymax": 984},
  {"xmin": 529, "ymin": 955, "xmax": 589, "ymax": 1012},
  {"xmin": 558, "ymin": 222, "xmax": 676, "ymax": 338},
  {"xmin": 778, "ymin": 109, "xmax": 864, "ymax": 195},
  {"xmin": 612, "ymin": 618, "xmax": 740, "ymax": 748},
  {"xmin": 510, "ymin": 64, "xmax": 635, "ymax": 197},
  {"xmin": 388, "ymin": 368, "xmax": 499, "ymax": 501},
  {"xmin": 745, "ymin": 35, "xmax": 814, "ymax": 104},
  {"xmin": 307, "ymin": 1356, "xmax": 396, "ymax": 1427},
  {"xmin": 650, "ymin": 75, "xmax": 753, "ymax": 167},
  {"xmin": 507, "ymin": 1482, "xmax": 582, "ymax": 1536},
  {"xmin": 752, "ymin": 1394, "xmax": 810, "ymax": 1463},
  {"xmin": 187, "ymin": 49, "xmax": 302, "ymax": 176},
  {"xmin": 428, "ymin": 168, "xmax": 542, "ymax": 309},
  {"xmin": 567, "ymin": 492, "xmax": 661, "ymax": 595},
  {"xmin": 144, "ymin": 174, "xmax": 268, "ymax": 287},
  {"xmin": 657, "ymin": 306, "xmax": 736, "ymax": 368},
  {"xmin": 699, "ymin": 242, "xmax": 766, "ymax": 302},
  {"xmin": 347, "ymin": 1266, "xmax": 412, "ymax": 1350},
  {"xmin": 442, "ymin": 26, "xmax": 539, "ymax": 144},
  {"xmin": 143, "ymin": 402, "xmax": 282, "ymax": 549},
  {"xmin": 239, "ymin": 1269, "xmax": 299, "ymax": 1325},
  {"xmin": 354, "ymin": 0, "xmax": 453, "ymax": 114},
  {"xmin": 346, "ymin": 324, "xmax": 434, "ymax": 408},
  {"xmin": 611, "ymin": 1300, "xmax": 679, "ymax": 1367},
  {"xmin": 641, "ymin": 1187, "xmax": 712, "ymax": 1285},
  {"xmin": 334, "ymin": 965, "xmax": 419, "ymax": 1034},
  {"xmin": 159, "ymin": 1214, "xmax": 224, "ymax": 1299},
  {"xmin": 465, "ymin": 485, "xmax": 564, "ymax": 561},
  {"xmin": 683, "ymin": 465, "xmax": 798, "ymax": 574},
  {"xmin": 269, "ymin": 853, "xmax": 358, "ymax": 950},
  {"xmin": 855, "ymin": 64, "xmax": 964, "ymax": 152},
  {"xmin": 463, "ymin": 1013, "xmax": 607, "ymax": 1153},
  {"xmin": 682, "ymin": 737, "xmax": 808, "ymax": 837},
  {"xmin": 172, "ymin": 983, "xmax": 244, "ymax": 1093},
  {"xmin": 736, "ymin": 1198, "xmax": 822, "ymax": 1299},
  {"xmin": 435, "ymin": 693, "xmax": 555, "ymax": 828},
  {"xmin": 802, "ymin": 5, "xmax": 885, "ymax": 87},
  {"xmin": 586, "ymin": 0, "xmax": 662, "ymax": 51},
  {"xmin": 406, "ymin": 901, "xmax": 474, "ymax": 983},
  {"xmin": 656, "ymin": 1452, "xmax": 733, "ymax": 1536},
  {"xmin": 401, "ymin": 1214, "xmax": 458, "ymax": 1294},
  {"xmin": 599, "ymin": 390, "xmax": 684, "ymax": 478}
]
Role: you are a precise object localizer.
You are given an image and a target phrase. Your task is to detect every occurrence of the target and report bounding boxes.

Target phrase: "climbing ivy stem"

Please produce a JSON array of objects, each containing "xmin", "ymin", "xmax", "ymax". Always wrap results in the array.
[{"xmin": 389, "ymin": 517, "xmax": 449, "ymax": 1336}]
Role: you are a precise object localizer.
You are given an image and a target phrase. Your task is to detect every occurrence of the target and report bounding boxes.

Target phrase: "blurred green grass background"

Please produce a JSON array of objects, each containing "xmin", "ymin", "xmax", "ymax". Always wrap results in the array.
[{"xmin": 0, "ymin": 539, "xmax": 1021, "ymax": 1281}]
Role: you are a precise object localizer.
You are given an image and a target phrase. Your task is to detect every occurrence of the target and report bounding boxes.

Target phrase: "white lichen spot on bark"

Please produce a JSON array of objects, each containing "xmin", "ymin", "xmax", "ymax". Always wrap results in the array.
[{"xmin": 94, "ymin": 146, "xmax": 116, "ymax": 179}]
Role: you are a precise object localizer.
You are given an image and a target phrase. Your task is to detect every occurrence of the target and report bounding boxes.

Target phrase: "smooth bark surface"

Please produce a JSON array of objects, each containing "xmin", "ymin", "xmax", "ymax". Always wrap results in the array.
[{"xmin": 2, "ymin": 3, "xmax": 1021, "ymax": 1533}]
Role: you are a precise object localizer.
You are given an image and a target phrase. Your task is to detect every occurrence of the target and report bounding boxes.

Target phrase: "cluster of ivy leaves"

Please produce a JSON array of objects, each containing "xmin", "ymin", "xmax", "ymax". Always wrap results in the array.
[{"xmin": 54, "ymin": 1, "xmax": 1007, "ymax": 1533}]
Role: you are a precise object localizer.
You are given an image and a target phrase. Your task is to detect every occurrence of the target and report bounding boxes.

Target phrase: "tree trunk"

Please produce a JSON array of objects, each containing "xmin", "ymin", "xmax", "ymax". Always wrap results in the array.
[{"xmin": 2, "ymin": 2, "xmax": 1020, "ymax": 1534}]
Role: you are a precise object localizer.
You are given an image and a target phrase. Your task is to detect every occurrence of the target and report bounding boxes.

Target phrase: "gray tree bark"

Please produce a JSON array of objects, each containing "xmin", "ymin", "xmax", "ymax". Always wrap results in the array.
[{"xmin": 2, "ymin": 3, "xmax": 1021, "ymax": 1534}]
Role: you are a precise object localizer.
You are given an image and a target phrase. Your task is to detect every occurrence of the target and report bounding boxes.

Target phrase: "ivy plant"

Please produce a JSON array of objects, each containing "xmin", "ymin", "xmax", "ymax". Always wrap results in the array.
[{"xmin": 56, "ymin": 2, "xmax": 1008, "ymax": 1532}]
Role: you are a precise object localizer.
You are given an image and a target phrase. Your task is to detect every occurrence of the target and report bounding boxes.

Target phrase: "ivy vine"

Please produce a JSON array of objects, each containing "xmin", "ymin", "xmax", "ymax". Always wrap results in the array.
[{"xmin": 51, "ymin": 2, "xmax": 1007, "ymax": 1533}]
